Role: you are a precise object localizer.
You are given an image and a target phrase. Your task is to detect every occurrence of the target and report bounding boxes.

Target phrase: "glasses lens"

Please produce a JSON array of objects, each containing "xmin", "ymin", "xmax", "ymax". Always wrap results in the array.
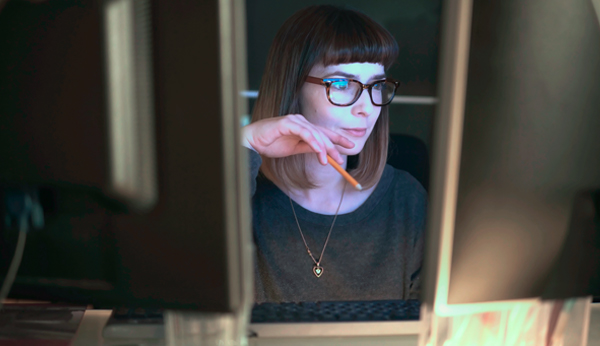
[
  {"xmin": 371, "ymin": 81, "xmax": 397, "ymax": 105},
  {"xmin": 328, "ymin": 80, "xmax": 361, "ymax": 105}
]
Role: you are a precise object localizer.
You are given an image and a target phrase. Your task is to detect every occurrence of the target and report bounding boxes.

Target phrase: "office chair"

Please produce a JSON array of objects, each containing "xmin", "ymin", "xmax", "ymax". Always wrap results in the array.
[{"xmin": 387, "ymin": 133, "xmax": 430, "ymax": 192}]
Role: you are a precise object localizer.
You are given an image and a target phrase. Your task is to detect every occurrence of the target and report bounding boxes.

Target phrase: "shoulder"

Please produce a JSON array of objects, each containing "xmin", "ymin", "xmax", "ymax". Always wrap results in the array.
[
  {"xmin": 253, "ymin": 172, "xmax": 285, "ymax": 206},
  {"xmin": 384, "ymin": 165, "xmax": 428, "ymax": 215},
  {"xmin": 382, "ymin": 166, "xmax": 428, "ymax": 248},
  {"xmin": 385, "ymin": 165, "xmax": 427, "ymax": 198},
  {"xmin": 248, "ymin": 148, "xmax": 263, "ymax": 167}
]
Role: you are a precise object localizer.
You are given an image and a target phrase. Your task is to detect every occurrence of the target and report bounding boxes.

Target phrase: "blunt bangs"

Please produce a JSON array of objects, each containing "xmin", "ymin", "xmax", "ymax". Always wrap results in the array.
[{"xmin": 313, "ymin": 8, "xmax": 399, "ymax": 69}]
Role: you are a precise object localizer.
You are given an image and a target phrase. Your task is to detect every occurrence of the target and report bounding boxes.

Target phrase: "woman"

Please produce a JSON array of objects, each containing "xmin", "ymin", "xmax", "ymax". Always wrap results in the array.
[{"xmin": 242, "ymin": 5, "xmax": 427, "ymax": 303}]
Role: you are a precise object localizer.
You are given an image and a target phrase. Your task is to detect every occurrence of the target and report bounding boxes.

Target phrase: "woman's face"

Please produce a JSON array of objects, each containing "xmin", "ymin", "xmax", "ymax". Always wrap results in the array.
[{"xmin": 299, "ymin": 62, "xmax": 385, "ymax": 156}]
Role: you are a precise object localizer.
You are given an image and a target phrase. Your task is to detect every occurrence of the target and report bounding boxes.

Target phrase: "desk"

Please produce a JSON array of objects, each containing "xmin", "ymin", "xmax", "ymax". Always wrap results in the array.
[{"xmin": 71, "ymin": 305, "xmax": 600, "ymax": 346}]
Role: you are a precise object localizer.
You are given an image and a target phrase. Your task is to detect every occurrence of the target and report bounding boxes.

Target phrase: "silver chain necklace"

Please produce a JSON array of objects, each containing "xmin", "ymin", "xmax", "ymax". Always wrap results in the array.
[{"xmin": 288, "ymin": 182, "xmax": 346, "ymax": 278}]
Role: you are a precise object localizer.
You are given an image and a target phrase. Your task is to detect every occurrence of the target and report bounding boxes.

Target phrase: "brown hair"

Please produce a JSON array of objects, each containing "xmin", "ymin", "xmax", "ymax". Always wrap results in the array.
[{"xmin": 252, "ymin": 5, "xmax": 399, "ymax": 190}]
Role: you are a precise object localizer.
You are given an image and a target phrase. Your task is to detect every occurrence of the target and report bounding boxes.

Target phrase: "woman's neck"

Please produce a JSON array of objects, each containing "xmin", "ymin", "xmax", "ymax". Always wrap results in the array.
[{"xmin": 284, "ymin": 154, "xmax": 350, "ymax": 215}]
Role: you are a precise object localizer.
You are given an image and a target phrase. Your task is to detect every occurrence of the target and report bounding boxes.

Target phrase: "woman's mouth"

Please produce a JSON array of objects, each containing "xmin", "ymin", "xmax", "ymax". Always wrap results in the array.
[{"xmin": 342, "ymin": 128, "xmax": 367, "ymax": 137}]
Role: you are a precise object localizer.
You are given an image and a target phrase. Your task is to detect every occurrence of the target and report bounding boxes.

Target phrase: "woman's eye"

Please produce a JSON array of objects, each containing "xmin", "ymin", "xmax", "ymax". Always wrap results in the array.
[
  {"xmin": 372, "ymin": 83, "xmax": 384, "ymax": 91},
  {"xmin": 331, "ymin": 81, "xmax": 349, "ymax": 90}
]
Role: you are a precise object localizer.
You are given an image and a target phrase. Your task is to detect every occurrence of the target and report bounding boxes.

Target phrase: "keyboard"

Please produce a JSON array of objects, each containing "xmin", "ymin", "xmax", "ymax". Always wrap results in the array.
[
  {"xmin": 102, "ymin": 300, "xmax": 422, "ymax": 339},
  {"xmin": 251, "ymin": 299, "xmax": 421, "ymax": 323}
]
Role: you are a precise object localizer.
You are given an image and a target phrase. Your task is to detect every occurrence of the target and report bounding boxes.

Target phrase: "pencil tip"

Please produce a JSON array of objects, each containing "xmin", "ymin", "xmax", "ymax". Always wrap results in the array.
[{"xmin": 356, "ymin": 184, "xmax": 362, "ymax": 191}]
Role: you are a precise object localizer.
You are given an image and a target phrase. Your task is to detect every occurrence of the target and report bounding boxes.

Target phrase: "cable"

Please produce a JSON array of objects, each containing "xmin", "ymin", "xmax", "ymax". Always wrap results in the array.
[
  {"xmin": 0, "ymin": 189, "xmax": 42, "ymax": 311},
  {"xmin": 0, "ymin": 218, "xmax": 28, "ymax": 310}
]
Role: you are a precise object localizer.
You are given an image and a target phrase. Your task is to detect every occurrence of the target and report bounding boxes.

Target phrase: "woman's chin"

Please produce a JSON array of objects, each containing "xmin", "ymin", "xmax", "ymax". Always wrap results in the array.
[{"xmin": 339, "ymin": 146, "xmax": 365, "ymax": 157}]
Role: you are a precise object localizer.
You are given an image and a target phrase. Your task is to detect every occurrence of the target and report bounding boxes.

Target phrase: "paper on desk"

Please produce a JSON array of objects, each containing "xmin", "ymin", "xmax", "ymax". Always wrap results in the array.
[{"xmin": 0, "ymin": 304, "xmax": 86, "ymax": 343}]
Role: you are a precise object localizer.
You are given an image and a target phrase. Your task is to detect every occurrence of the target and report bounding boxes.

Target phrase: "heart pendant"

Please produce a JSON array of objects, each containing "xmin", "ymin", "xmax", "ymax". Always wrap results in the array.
[{"xmin": 313, "ymin": 265, "xmax": 323, "ymax": 278}]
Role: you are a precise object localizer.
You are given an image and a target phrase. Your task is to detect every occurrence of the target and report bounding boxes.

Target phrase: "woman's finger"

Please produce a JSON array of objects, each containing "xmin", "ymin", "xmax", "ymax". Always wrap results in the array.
[
  {"xmin": 321, "ymin": 135, "xmax": 344, "ymax": 165},
  {"xmin": 319, "ymin": 127, "xmax": 356, "ymax": 149},
  {"xmin": 283, "ymin": 117, "xmax": 334, "ymax": 164},
  {"xmin": 307, "ymin": 129, "xmax": 331, "ymax": 165},
  {"xmin": 310, "ymin": 127, "xmax": 343, "ymax": 164},
  {"xmin": 282, "ymin": 122, "xmax": 328, "ymax": 164}
]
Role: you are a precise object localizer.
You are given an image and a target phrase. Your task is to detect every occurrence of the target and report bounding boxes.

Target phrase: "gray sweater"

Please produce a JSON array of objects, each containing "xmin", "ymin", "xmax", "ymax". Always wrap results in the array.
[{"xmin": 249, "ymin": 150, "xmax": 427, "ymax": 303}]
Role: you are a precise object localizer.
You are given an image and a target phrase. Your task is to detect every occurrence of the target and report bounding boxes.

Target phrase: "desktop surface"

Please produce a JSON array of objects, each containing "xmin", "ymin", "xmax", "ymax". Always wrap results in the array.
[
  {"xmin": 69, "ymin": 304, "xmax": 600, "ymax": 346},
  {"xmin": 98, "ymin": 300, "xmax": 422, "ymax": 339},
  {"xmin": 71, "ymin": 309, "xmax": 420, "ymax": 346}
]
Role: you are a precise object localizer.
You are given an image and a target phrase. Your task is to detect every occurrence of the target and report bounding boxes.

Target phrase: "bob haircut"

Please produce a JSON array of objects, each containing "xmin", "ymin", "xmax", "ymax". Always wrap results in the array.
[{"xmin": 251, "ymin": 5, "xmax": 399, "ymax": 190}]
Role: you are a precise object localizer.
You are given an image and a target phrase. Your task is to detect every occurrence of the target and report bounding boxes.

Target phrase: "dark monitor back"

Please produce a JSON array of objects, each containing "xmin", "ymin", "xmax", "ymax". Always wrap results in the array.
[
  {"xmin": 0, "ymin": 0, "xmax": 250, "ymax": 312},
  {"xmin": 424, "ymin": 0, "xmax": 600, "ymax": 310}
]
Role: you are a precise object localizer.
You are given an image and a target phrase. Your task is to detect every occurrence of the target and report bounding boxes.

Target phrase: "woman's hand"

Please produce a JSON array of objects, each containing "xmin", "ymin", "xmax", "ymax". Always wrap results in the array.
[{"xmin": 241, "ymin": 114, "xmax": 355, "ymax": 165}]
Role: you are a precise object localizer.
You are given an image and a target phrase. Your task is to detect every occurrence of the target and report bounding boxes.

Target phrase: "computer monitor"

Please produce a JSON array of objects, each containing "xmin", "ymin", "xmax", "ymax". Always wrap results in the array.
[
  {"xmin": 0, "ymin": 0, "xmax": 252, "ymax": 312},
  {"xmin": 423, "ymin": 0, "xmax": 600, "ymax": 316}
]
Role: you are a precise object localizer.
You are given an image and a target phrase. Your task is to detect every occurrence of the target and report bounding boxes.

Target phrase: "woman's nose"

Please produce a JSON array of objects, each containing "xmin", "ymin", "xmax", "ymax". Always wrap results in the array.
[{"xmin": 351, "ymin": 89, "xmax": 375, "ymax": 117}]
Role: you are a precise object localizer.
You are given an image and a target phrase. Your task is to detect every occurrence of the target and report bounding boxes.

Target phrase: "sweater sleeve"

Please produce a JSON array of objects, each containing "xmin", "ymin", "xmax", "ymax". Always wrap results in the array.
[
  {"xmin": 248, "ymin": 148, "xmax": 262, "ymax": 197},
  {"xmin": 408, "ymin": 233, "xmax": 424, "ymax": 300}
]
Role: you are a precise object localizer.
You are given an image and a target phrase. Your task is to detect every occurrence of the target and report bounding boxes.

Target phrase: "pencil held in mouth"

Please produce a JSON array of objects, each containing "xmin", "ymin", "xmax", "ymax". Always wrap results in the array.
[{"xmin": 326, "ymin": 155, "xmax": 362, "ymax": 191}]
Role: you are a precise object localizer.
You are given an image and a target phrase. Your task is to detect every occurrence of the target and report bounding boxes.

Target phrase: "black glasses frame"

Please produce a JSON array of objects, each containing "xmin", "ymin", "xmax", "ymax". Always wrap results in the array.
[{"xmin": 305, "ymin": 76, "xmax": 400, "ymax": 106}]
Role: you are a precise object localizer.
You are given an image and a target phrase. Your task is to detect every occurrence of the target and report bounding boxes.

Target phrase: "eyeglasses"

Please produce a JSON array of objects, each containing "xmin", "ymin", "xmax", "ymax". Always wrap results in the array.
[{"xmin": 305, "ymin": 76, "xmax": 400, "ymax": 107}]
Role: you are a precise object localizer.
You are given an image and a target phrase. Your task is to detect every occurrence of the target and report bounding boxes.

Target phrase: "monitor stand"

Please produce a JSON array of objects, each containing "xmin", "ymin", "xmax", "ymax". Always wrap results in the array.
[{"xmin": 164, "ymin": 308, "xmax": 251, "ymax": 346}]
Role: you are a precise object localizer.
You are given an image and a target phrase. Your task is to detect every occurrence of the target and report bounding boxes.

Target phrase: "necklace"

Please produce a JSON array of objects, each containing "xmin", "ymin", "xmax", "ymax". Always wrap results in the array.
[{"xmin": 289, "ymin": 182, "xmax": 346, "ymax": 278}]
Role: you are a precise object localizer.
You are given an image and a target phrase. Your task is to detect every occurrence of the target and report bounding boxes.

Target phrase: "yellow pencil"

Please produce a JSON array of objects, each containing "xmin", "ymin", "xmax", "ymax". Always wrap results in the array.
[{"xmin": 326, "ymin": 155, "xmax": 362, "ymax": 191}]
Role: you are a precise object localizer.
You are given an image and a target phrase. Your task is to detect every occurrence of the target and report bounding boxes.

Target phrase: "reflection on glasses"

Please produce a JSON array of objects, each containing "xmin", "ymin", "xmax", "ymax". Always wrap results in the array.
[{"xmin": 305, "ymin": 76, "xmax": 400, "ymax": 107}]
